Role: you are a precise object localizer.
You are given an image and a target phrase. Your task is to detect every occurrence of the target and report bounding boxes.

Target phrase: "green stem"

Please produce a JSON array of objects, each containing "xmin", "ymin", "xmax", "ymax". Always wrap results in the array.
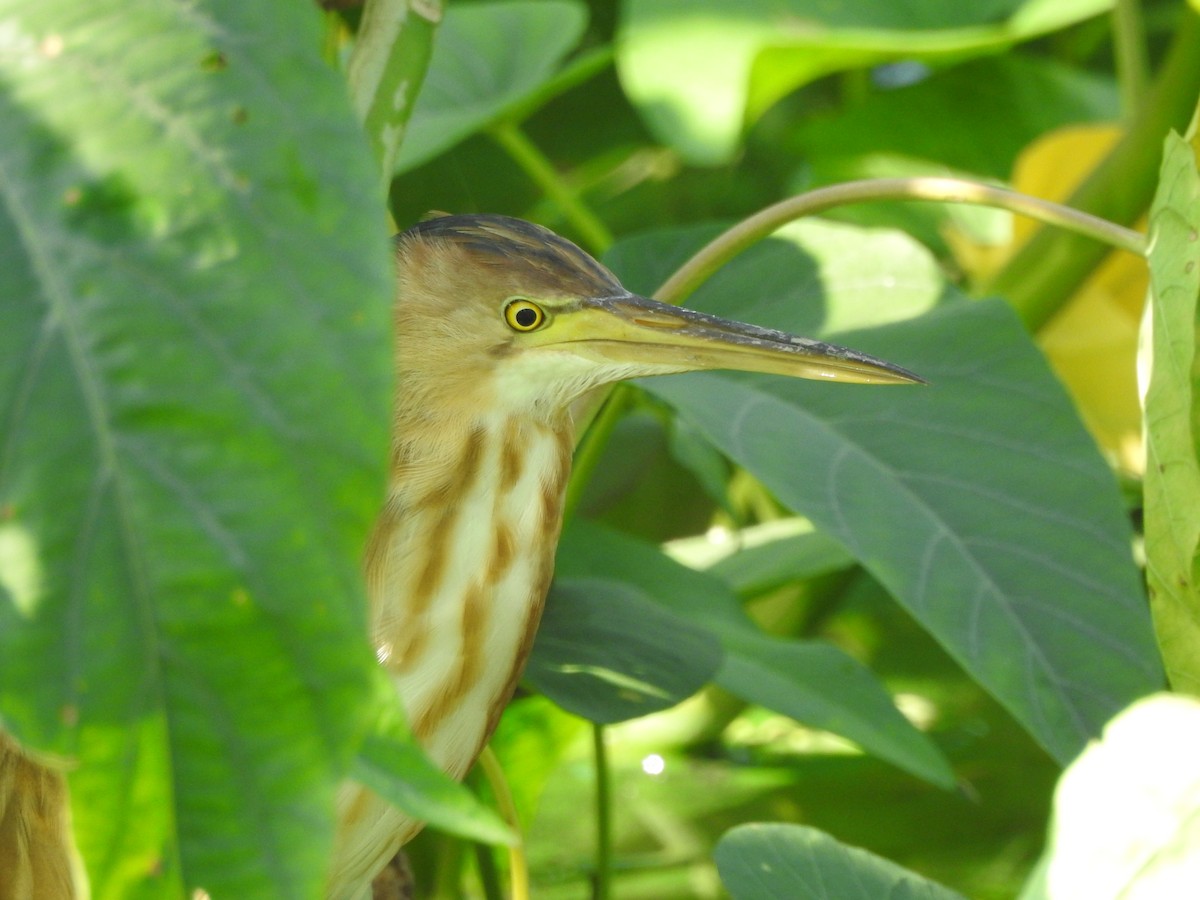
[
  {"xmin": 347, "ymin": 0, "xmax": 444, "ymax": 185},
  {"xmin": 984, "ymin": 7, "xmax": 1200, "ymax": 330},
  {"xmin": 1112, "ymin": 0, "xmax": 1150, "ymax": 119},
  {"xmin": 489, "ymin": 120, "xmax": 614, "ymax": 254},
  {"xmin": 591, "ymin": 723, "xmax": 612, "ymax": 900},
  {"xmin": 478, "ymin": 748, "xmax": 530, "ymax": 900},
  {"xmin": 655, "ymin": 177, "xmax": 1146, "ymax": 307}
]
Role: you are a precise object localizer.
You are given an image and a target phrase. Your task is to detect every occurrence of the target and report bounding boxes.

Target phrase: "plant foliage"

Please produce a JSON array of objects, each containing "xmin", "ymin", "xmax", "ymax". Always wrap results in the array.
[{"xmin": 1, "ymin": 0, "xmax": 1198, "ymax": 898}]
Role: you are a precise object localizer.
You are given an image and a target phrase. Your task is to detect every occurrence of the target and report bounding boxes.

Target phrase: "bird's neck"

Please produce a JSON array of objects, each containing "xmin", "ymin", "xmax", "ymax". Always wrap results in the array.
[{"xmin": 365, "ymin": 409, "xmax": 574, "ymax": 777}]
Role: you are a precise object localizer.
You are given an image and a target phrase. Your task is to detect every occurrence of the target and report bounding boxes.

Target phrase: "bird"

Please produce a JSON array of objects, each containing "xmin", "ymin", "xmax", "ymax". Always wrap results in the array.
[{"xmin": 326, "ymin": 213, "xmax": 923, "ymax": 898}]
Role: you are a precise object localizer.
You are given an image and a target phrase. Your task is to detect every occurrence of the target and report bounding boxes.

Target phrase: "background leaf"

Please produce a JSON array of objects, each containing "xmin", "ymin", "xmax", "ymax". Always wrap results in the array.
[
  {"xmin": 715, "ymin": 822, "xmax": 968, "ymax": 900},
  {"xmin": 617, "ymin": 0, "xmax": 1114, "ymax": 164},
  {"xmin": 394, "ymin": 0, "xmax": 589, "ymax": 173},
  {"xmin": 606, "ymin": 218, "xmax": 944, "ymax": 331},
  {"xmin": 554, "ymin": 522, "xmax": 954, "ymax": 787},
  {"xmin": 0, "ymin": 2, "xmax": 391, "ymax": 895}
]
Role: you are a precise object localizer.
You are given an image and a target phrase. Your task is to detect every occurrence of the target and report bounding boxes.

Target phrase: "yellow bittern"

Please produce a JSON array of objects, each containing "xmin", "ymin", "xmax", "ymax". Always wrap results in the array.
[{"xmin": 327, "ymin": 214, "xmax": 922, "ymax": 898}]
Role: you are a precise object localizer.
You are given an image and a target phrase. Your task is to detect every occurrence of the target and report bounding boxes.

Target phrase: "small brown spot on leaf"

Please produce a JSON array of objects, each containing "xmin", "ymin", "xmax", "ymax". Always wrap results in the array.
[
  {"xmin": 200, "ymin": 50, "xmax": 227, "ymax": 72},
  {"xmin": 231, "ymin": 106, "xmax": 248, "ymax": 125}
]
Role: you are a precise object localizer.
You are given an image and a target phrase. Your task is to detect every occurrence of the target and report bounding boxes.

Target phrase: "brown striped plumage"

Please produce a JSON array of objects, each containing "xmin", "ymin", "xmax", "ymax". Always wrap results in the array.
[{"xmin": 328, "ymin": 215, "xmax": 923, "ymax": 898}]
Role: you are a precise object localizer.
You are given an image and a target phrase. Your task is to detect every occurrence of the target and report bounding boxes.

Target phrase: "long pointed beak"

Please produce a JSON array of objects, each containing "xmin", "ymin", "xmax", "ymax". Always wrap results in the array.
[{"xmin": 547, "ymin": 293, "xmax": 925, "ymax": 385}]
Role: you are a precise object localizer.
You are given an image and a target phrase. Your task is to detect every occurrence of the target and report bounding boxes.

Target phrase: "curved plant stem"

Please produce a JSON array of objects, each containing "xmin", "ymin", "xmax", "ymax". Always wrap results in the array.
[
  {"xmin": 985, "ymin": 7, "xmax": 1200, "ymax": 329},
  {"xmin": 591, "ymin": 723, "xmax": 612, "ymax": 900},
  {"xmin": 490, "ymin": 120, "xmax": 614, "ymax": 254},
  {"xmin": 478, "ymin": 747, "xmax": 530, "ymax": 900},
  {"xmin": 654, "ymin": 177, "xmax": 1146, "ymax": 307}
]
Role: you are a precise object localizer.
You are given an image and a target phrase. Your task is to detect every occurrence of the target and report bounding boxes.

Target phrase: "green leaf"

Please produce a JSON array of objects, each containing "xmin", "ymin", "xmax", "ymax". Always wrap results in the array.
[
  {"xmin": 715, "ymin": 822, "xmax": 968, "ymax": 900},
  {"xmin": 645, "ymin": 296, "xmax": 1163, "ymax": 764},
  {"xmin": 352, "ymin": 672, "xmax": 515, "ymax": 847},
  {"xmin": 525, "ymin": 577, "xmax": 724, "ymax": 723},
  {"xmin": 1142, "ymin": 115, "xmax": 1200, "ymax": 694},
  {"xmin": 720, "ymin": 633, "xmax": 958, "ymax": 787},
  {"xmin": 605, "ymin": 219, "xmax": 944, "ymax": 333},
  {"xmin": 1021, "ymin": 694, "xmax": 1200, "ymax": 899},
  {"xmin": 0, "ymin": 2, "xmax": 391, "ymax": 897},
  {"xmin": 617, "ymin": 0, "xmax": 1113, "ymax": 164},
  {"xmin": 555, "ymin": 523, "xmax": 954, "ymax": 787},
  {"xmin": 394, "ymin": 0, "xmax": 589, "ymax": 173},
  {"xmin": 794, "ymin": 54, "xmax": 1120, "ymax": 182}
]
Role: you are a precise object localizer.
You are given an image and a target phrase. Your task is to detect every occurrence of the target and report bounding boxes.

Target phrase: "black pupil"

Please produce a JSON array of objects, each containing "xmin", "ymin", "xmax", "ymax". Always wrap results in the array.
[{"xmin": 514, "ymin": 306, "xmax": 538, "ymax": 327}]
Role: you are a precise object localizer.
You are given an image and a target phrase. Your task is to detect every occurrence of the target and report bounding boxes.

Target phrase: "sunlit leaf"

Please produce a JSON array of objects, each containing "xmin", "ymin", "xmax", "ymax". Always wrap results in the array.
[
  {"xmin": 0, "ymin": 2, "xmax": 391, "ymax": 896},
  {"xmin": 716, "ymin": 822, "xmax": 968, "ymax": 899},
  {"xmin": 1142, "ymin": 115, "xmax": 1200, "ymax": 694},
  {"xmin": 394, "ymin": 0, "xmax": 589, "ymax": 173},
  {"xmin": 617, "ymin": 0, "xmax": 1113, "ymax": 164},
  {"xmin": 1021, "ymin": 694, "xmax": 1200, "ymax": 899},
  {"xmin": 605, "ymin": 219, "xmax": 944, "ymax": 333}
]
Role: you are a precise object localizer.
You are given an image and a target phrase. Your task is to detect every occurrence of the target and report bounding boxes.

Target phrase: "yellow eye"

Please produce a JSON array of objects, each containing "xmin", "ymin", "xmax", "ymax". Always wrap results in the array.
[{"xmin": 504, "ymin": 299, "xmax": 546, "ymax": 332}]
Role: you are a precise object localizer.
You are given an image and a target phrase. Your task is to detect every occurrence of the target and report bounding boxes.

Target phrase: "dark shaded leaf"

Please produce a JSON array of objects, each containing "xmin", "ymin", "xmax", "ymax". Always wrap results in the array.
[{"xmin": 526, "ymin": 577, "xmax": 723, "ymax": 723}]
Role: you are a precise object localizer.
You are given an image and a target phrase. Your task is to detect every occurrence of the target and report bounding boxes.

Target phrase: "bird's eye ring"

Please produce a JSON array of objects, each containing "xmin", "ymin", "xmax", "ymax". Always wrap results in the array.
[{"xmin": 504, "ymin": 299, "xmax": 546, "ymax": 332}]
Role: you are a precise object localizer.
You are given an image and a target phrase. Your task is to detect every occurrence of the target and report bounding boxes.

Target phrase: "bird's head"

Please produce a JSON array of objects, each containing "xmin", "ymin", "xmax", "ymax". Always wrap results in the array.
[{"xmin": 393, "ymin": 214, "xmax": 922, "ymax": 422}]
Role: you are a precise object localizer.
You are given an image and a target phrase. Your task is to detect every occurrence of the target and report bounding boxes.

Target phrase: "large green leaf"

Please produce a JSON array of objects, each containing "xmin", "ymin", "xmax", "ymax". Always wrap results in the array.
[
  {"xmin": 554, "ymin": 522, "xmax": 954, "ymax": 787},
  {"xmin": 716, "ymin": 822, "xmax": 968, "ymax": 900},
  {"xmin": 0, "ymin": 3, "xmax": 392, "ymax": 896},
  {"xmin": 617, "ymin": 0, "xmax": 1113, "ymax": 164},
  {"xmin": 1142, "ymin": 117, "xmax": 1200, "ymax": 694},
  {"xmin": 645, "ymin": 295, "xmax": 1162, "ymax": 764},
  {"xmin": 1020, "ymin": 694, "xmax": 1200, "ymax": 899},
  {"xmin": 394, "ymin": 0, "xmax": 589, "ymax": 173}
]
